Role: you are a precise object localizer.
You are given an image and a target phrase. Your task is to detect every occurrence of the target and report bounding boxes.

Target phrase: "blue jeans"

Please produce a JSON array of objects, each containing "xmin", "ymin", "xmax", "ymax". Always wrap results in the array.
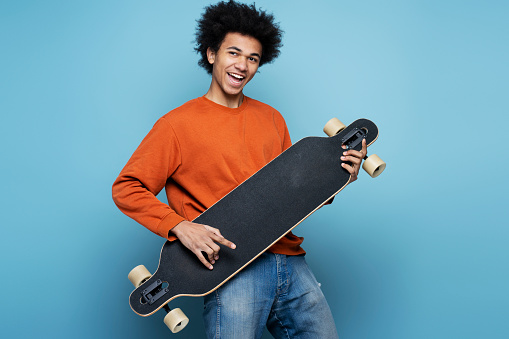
[{"xmin": 203, "ymin": 252, "xmax": 339, "ymax": 339}]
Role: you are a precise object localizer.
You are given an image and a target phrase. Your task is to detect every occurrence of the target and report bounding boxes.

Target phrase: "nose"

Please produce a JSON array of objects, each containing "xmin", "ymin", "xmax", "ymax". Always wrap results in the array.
[{"xmin": 235, "ymin": 57, "xmax": 248, "ymax": 71}]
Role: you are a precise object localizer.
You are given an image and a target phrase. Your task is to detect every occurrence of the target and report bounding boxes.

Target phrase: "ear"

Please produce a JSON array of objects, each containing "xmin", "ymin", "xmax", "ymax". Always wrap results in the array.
[{"xmin": 206, "ymin": 47, "xmax": 215, "ymax": 64}]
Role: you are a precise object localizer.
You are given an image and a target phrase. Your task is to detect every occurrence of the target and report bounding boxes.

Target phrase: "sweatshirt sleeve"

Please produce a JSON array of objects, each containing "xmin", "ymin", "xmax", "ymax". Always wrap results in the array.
[{"xmin": 112, "ymin": 117, "xmax": 185, "ymax": 239}]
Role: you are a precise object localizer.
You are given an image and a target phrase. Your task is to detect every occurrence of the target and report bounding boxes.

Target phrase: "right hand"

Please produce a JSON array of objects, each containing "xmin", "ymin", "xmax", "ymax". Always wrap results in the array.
[{"xmin": 170, "ymin": 221, "xmax": 236, "ymax": 270}]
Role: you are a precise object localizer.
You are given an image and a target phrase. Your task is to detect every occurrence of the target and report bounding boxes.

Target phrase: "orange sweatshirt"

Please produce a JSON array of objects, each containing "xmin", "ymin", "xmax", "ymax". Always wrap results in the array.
[{"xmin": 112, "ymin": 96, "xmax": 305, "ymax": 255}]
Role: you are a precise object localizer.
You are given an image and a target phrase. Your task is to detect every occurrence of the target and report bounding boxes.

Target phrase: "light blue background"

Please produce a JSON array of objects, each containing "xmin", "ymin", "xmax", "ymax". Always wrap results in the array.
[{"xmin": 1, "ymin": 0, "xmax": 507, "ymax": 338}]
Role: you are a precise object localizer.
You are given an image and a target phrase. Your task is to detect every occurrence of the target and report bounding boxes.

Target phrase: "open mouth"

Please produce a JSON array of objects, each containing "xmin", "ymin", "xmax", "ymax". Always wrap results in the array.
[{"xmin": 228, "ymin": 72, "xmax": 245, "ymax": 86}]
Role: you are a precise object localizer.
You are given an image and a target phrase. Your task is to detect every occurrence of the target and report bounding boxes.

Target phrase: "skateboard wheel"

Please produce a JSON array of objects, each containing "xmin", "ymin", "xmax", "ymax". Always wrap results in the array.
[
  {"xmin": 323, "ymin": 117, "xmax": 346, "ymax": 137},
  {"xmin": 164, "ymin": 308, "xmax": 189, "ymax": 333},
  {"xmin": 128, "ymin": 265, "xmax": 152, "ymax": 288},
  {"xmin": 362, "ymin": 154, "xmax": 386, "ymax": 178}
]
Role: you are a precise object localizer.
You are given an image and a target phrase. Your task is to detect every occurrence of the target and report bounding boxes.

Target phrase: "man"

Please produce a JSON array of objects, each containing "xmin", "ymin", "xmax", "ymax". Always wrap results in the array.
[{"xmin": 113, "ymin": 1, "xmax": 366, "ymax": 338}]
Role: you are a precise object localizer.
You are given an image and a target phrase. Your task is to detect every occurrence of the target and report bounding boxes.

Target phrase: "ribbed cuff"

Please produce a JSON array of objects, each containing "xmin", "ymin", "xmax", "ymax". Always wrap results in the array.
[{"xmin": 157, "ymin": 212, "xmax": 186, "ymax": 241}]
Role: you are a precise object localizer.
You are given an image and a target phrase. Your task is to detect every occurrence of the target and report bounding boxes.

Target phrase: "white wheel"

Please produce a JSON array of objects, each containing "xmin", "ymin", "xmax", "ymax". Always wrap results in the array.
[
  {"xmin": 323, "ymin": 117, "xmax": 346, "ymax": 137},
  {"xmin": 164, "ymin": 308, "xmax": 189, "ymax": 333},
  {"xmin": 128, "ymin": 265, "xmax": 152, "ymax": 288},
  {"xmin": 362, "ymin": 154, "xmax": 386, "ymax": 178}
]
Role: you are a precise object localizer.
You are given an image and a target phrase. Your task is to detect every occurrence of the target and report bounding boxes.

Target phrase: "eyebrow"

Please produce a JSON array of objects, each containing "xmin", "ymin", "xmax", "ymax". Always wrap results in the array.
[{"xmin": 226, "ymin": 46, "xmax": 261, "ymax": 59}]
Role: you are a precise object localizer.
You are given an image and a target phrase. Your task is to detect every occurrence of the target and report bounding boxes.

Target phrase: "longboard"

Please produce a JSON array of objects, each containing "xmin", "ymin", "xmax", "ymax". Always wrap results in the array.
[{"xmin": 127, "ymin": 118, "xmax": 385, "ymax": 332}]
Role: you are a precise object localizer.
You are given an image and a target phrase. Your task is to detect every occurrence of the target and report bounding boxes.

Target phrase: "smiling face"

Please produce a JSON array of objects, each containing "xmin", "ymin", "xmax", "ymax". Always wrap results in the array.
[{"xmin": 205, "ymin": 32, "xmax": 263, "ymax": 107}]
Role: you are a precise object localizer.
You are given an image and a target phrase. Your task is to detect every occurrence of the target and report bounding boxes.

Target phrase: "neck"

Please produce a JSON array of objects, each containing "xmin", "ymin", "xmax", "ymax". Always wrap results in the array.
[{"xmin": 204, "ymin": 86, "xmax": 244, "ymax": 108}]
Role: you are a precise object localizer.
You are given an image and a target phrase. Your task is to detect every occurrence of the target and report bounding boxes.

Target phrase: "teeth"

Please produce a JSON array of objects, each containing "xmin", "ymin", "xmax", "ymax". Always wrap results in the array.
[{"xmin": 229, "ymin": 73, "xmax": 244, "ymax": 80}]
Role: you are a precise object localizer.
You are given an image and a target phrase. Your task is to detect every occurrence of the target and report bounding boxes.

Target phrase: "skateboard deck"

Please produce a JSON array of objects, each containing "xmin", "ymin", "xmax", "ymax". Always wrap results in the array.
[{"xmin": 129, "ymin": 118, "xmax": 381, "ymax": 323}]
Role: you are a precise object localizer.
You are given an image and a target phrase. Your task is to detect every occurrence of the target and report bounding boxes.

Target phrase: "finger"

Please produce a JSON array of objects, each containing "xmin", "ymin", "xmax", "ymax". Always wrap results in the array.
[
  {"xmin": 343, "ymin": 149, "xmax": 364, "ymax": 160},
  {"xmin": 362, "ymin": 138, "xmax": 367, "ymax": 156},
  {"xmin": 341, "ymin": 162, "xmax": 356, "ymax": 175},
  {"xmin": 195, "ymin": 250, "xmax": 214, "ymax": 270},
  {"xmin": 341, "ymin": 155, "xmax": 362, "ymax": 166},
  {"xmin": 206, "ymin": 249, "xmax": 216, "ymax": 264},
  {"xmin": 212, "ymin": 234, "xmax": 237, "ymax": 250},
  {"xmin": 207, "ymin": 242, "xmax": 221, "ymax": 261},
  {"xmin": 199, "ymin": 244, "xmax": 217, "ymax": 264}
]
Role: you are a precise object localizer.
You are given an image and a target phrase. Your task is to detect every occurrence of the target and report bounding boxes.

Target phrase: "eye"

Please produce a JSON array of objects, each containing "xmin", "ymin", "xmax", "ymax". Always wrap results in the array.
[
  {"xmin": 229, "ymin": 51, "xmax": 238, "ymax": 56},
  {"xmin": 249, "ymin": 57, "xmax": 259, "ymax": 63}
]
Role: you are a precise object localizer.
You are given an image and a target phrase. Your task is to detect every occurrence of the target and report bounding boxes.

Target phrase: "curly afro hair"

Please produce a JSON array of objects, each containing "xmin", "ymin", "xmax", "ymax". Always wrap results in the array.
[{"xmin": 195, "ymin": 0, "xmax": 283, "ymax": 74}]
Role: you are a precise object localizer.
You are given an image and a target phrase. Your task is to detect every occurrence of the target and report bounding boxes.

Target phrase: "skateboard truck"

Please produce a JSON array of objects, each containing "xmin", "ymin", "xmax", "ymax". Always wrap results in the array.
[
  {"xmin": 340, "ymin": 127, "xmax": 367, "ymax": 150},
  {"xmin": 129, "ymin": 265, "xmax": 190, "ymax": 333},
  {"xmin": 140, "ymin": 279, "xmax": 189, "ymax": 333},
  {"xmin": 141, "ymin": 279, "xmax": 169, "ymax": 305}
]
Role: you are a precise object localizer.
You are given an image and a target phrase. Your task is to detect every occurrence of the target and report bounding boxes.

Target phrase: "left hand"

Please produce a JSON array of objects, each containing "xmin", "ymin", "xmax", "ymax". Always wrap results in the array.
[{"xmin": 341, "ymin": 138, "xmax": 367, "ymax": 184}]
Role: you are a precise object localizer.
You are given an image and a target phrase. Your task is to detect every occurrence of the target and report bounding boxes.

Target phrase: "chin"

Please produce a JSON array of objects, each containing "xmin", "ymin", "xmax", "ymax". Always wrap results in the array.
[{"xmin": 225, "ymin": 87, "xmax": 244, "ymax": 96}]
